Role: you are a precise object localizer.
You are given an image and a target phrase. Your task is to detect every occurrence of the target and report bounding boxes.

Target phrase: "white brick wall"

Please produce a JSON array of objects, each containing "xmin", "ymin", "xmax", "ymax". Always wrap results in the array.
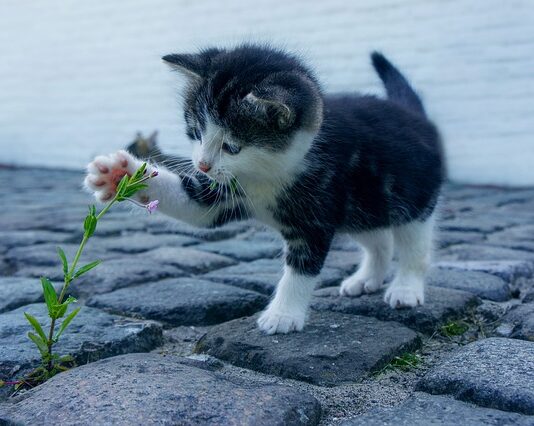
[{"xmin": 1, "ymin": 0, "xmax": 533, "ymax": 185}]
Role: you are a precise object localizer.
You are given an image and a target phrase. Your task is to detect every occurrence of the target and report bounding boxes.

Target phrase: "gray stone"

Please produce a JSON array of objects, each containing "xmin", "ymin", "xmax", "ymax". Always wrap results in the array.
[
  {"xmin": 5, "ymin": 242, "xmax": 114, "ymax": 268},
  {"xmin": 439, "ymin": 244, "xmax": 534, "ymax": 262},
  {"xmin": 312, "ymin": 286, "xmax": 480, "ymax": 334},
  {"xmin": 0, "ymin": 277, "xmax": 63, "ymax": 313},
  {"xmin": 72, "ymin": 257, "xmax": 184, "ymax": 298},
  {"xmin": 486, "ymin": 239, "xmax": 534, "ymax": 253},
  {"xmin": 498, "ymin": 303, "xmax": 534, "ymax": 341},
  {"xmin": 204, "ymin": 262, "xmax": 346, "ymax": 295},
  {"xmin": 427, "ymin": 267, "xmax": 511, "ymax": 301},
  {"xmin": 150, "ymin": 220, "xmax": 249, "ymax": 241},
  {"xmin": 324, "ymin": 250, "xmax": 361, "ymax": 273},
  {"xmin": 439, "ymin": 217, "xmax": 505, "ymax": 234},
  {"xmin": 0, "ymin": 304, "xmax": 163, "ymax": 381},
  {"xmin": 90, "ymin": 232, "xmax": 198, "ymax": 253},
  {"xmin": 489, "ymin": 224, "xmax": 534, "ymax": 242},
  {"xmin": 436, "ymin": 260, "xmax": 534, "ymax": 284},
  {"xmin": 342, "ymin": 392, "xmax": 533, "ymax": 425},
  {"xmin": 87, "ymin": 278, "xmax": 267, "ymax": 326},
  {"xmin": 417, "ymin": 337, "xmax": 534, "ymax": 415},
  {"xmin": 0, "ymin": 230, "xmax": 71, "ymax": 252},
  {"xmin": 0, "ymin": 353, "xmax": 321, "ymax": 425},
  {"xmin": 196, "ymin": 311, "xmax": 421, "ymax": 386},
  {"xmin": 436, "ymin": 230, "xmax": 484, "ymax": 249},
  {"xmin": 195, "ymin": 239, "xmax": 282, "ymax": 261},
  {"xmin": 141, "ymin": 246, "xmax": 237, "ymax": 274}
]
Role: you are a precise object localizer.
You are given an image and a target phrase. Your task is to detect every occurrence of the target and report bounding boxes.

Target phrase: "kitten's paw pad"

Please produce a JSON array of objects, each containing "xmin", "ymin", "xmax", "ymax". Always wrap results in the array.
[
  {"xmin": 339, "ymin": 276, "xmax": 381, "ymax": 297},
  {"xmin": 384, "ymin": 284, "xmax": 424, "ymax": 309},
  {"xmin": 257, "ymin": 308, "xmax": 305, "ymax": 334},
  {"xmin": 84, "ymin": 151, "xmax": 136, "ymax": 202}
]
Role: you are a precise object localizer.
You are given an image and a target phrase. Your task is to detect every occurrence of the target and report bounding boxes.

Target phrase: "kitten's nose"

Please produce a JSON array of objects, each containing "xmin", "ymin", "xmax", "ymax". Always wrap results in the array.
[{"xmin": 198, "ymin": 162, "xmax": 211, "ymax": 173}]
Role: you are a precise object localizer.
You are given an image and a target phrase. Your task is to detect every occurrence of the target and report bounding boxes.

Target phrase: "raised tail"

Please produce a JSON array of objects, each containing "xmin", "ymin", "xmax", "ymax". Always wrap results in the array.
[{"xmin": 371, "ymin": 52, "xmax": 426, "ymax": 117}]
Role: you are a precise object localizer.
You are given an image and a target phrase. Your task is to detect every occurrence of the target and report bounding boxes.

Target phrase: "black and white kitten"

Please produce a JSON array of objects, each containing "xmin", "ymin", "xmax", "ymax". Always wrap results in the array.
[{"xmin": 85, "ymin": 45, "xmax": 444, "ymax": 334}]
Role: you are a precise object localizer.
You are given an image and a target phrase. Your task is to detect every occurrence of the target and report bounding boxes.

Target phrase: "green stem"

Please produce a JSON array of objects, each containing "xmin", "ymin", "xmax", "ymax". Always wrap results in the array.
[{"xmin": 45, "ymin": 195, "xmax": 118, "ymax": 371}]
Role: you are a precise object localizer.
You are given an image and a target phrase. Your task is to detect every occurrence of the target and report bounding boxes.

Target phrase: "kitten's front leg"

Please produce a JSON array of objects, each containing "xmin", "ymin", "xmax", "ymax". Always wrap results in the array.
[
  {"xmin": 84, "ymin": 150, "xmax": 235, "ymax": 227},
  {"xmin": 257, "ymin": 235, "xmax": 331, "ymax": 334}
]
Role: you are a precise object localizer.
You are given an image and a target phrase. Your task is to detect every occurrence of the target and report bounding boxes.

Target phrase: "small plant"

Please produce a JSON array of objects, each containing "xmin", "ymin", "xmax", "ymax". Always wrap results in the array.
[
  {"xmin": 441, "ymin": 320, "xmax": 469, "ymax": 337},
  {"xmin": 389, "ymin": 352, "xmax": 422, "ymax": 371},
  {"xmin": 1, "ymin": 163, "xmax": 158, "ymax": 390}
]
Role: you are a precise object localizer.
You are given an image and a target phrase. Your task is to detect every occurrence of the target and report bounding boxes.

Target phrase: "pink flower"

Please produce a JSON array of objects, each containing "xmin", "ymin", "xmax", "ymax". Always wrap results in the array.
[
  {"xmin": 150, "ymin": 170, "xmax": 159, "ymax": 177},
  {"xmin": 146, "ymin": 200, "xmax": 159, "ymax": 214}
]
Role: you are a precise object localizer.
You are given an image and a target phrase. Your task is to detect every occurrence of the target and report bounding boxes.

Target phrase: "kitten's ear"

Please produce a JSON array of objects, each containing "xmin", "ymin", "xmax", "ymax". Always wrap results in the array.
[
  {"xmin": 162, "ymin": 48, "xmax": 223, "ymax": 81},
  {"xmin": 148, "ymin": 130, "xmax": 158, "ymax": 144},
  {"xmin": 162, "ymin": 54, "xmax": 204, "ymax": 80},
  {"xmin": 244, "ymin": 92, "xmax": 295, "ymax": 130}
]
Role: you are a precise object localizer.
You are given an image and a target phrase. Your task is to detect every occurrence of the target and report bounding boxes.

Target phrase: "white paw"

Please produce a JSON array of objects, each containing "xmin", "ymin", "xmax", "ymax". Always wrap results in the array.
[
  {"xmin": 84, "ymin": 150, "xmax": 138, "ymax": 202},
  {"xmin": 384, "ymin": 282, "xmax": 424, "ymax": 309},
  {"xmin": 339, "ymin": 270, "xmax": 382, "ymax": 297},
  {"xmin": 257, "ymin": 307, "xmax": 305, "ymax": 335}
]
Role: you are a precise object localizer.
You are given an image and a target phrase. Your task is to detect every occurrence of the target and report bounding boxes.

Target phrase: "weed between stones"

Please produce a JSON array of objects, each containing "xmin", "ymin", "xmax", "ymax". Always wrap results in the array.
[{"xmin": 0, "ymin": 163, "xmax": 158, "ymax": 391}]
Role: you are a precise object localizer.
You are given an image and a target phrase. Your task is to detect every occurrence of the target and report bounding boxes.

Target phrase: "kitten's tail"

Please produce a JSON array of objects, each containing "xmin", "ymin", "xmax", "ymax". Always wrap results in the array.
[{"xmin": 371, "ymin": 52, "xmax": 426, "ymax": 117}]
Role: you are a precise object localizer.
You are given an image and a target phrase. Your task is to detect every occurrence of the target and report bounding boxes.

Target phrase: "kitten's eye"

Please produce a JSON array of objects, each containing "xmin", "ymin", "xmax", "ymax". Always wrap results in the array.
[
  {"xmin": 222, "ymin": 143, "xmax": 241, "ymax": 155},
  {"xmin": 192, "ymin": 128, "xmax": 202, "ymax": 142}
]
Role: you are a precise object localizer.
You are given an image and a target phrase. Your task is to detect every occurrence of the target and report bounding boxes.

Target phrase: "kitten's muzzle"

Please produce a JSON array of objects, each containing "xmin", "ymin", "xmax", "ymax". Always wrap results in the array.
[{"xmin": 198, "ymin": 161, "xmax": 212, "ymax": 173}]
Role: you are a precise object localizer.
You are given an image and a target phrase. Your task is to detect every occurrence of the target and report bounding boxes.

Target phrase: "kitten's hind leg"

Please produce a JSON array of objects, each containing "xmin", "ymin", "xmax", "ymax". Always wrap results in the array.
[
  {"xmin": 385, "ymin": 214, "xmax": 435, "ymax": 308},
  {"xmin": 340, "ymin": 229, "xmax": 393, "ymax": 296}
]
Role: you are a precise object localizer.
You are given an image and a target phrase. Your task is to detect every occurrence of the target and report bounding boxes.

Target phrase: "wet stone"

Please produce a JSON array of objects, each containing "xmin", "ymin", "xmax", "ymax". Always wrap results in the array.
[
  {"xmin": 426, "ymin": 267, "xmax": 511, "ymax": 301},
  {"xmin": 417, "ymin": 337, "xmax": 534, "ymax": 415},
  {"xmin": 0, "ymin": 304, "xmax": 163, "ymax": 382},
  {"xmin": 497, "ymin": 303, "xmax": 534, "ymax": 341},
  {"xmin": 194, "ymin": 239, "xmax": 282, "ymax": 261},
  {"xmin": 312, "ymin": 286, "xmax": 480, "ymax": 334},
  {"xmin": 342, "ymin": 392, "xmax": 533, "ymax": 426},
  {"xmin": 196, "ymin": 311, "xmax": 421, "ymax": 386},
  {"xmin": 87, "ymin": 278, "xmax": 268, "ymax": 326},
  {"xmin": 0, "ymin": 277, "xmax": 62, "ymax": 314},
  {"xmin": 439, "ymin": 244, "xmax": 534, "ymax": 262},
  {"xmin": 141, "ymin": 246, "xmax": 237, "ymax": 274},
  {"xmin": 72, "ymin": 257, "xmax": 184, "ymax": 298},
  {"xmin": 0, "ymin": 353, "xmax": 321, "ymax": 426}
]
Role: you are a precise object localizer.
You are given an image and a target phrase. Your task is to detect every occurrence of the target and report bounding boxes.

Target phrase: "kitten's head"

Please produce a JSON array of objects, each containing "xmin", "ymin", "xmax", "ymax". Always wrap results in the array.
[{"xmin": 163, "ymin": 44, "xmax": 323, "ymax": 184}]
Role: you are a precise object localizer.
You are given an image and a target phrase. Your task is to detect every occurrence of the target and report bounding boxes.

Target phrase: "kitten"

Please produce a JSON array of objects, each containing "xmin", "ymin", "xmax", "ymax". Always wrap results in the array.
[{"xmin": 85, "ymin": 45, "xmax": 444, "ymax": 334}]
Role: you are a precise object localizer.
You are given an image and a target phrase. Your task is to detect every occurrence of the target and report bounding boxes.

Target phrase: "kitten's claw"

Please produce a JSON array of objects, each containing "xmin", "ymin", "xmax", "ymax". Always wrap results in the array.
[
  {"xmin": 384, "ymin": 282, "xmax": 424, "ymax": 308},
  {"xmin": 257, "ymin": 308, "xmax": 305, "ymax": 334},
  {"xmin": 84, "ymin": 150, "xmax": 137, "ymax": 202}
]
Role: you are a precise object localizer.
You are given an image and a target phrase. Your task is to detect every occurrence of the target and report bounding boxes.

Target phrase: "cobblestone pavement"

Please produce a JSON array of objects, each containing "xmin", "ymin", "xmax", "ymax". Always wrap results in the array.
[{"xmin": 1, "ymin": 167, "xmax": 533, "ymax": 424}]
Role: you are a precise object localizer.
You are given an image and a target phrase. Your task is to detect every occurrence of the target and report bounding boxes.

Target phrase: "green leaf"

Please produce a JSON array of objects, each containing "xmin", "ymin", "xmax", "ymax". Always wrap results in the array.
[
  {"xmin": 40, "ymin": 277, "xmax": 58, "ymax": 316},
  {"xmin": 131, "ymin": 163, "xmax": 147, "ymax": 182},
  {"xmin": 24, "ymin": 312, "xmax": 48, "ymax": 343},
  {"xmin": 209, "ymin": 180, "xmax": 218, "ymax": 191},
  {"xmin": 54, "ymin": 307, "xmax": 81, "ymax": 341},
  {"xmin": 73, "ymin": 260, "xmax": 101, "ymax": 279},
  {"xmin": 51, "ymin": 296, "xmax": 77, "ymax": 320},
  {"xmin": 27, "ymin": 332, "xmax": 49, "ymax": 356},
  {"xmin": 116, "ymin": 174, "xmax": 130, "ymax": 197},
  {"xmin": 121, "ymin": 184, "xmax": 148, "ymax": 199},
  {"xmin": 57, "ymin": 246, "xmax": 69, "ymax": 276},
  {"xmin": 83, "ymin": 214, "xmax": 97, "ymax": 237}
]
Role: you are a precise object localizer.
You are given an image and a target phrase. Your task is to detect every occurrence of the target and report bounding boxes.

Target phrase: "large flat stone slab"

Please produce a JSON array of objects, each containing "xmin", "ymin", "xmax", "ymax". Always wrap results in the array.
[
  {"xmin": 0, "ymin": 277, "xmax": 62, "ymax": 314},
  {"xmin": 203, "ymin": 258, "xmax": 346, "ymax": 295},
  {"xmin": 196, "ymin": 311, "xmax": 421, "ymax": 386},
  {"xmin": 195, "ymin": 239, "xmax": 282, "ymax": 261},
  {"xmin": 72, "ymin": 257, "xmax": 184, "ymax": 298},
  {"xmin": 417, "ymin": 337, "xmax": 534, "ymax": 414},
  {"xmin": 141, "ymin": 246, "xmax": 237, "ymax": 273},
  {"xmin": 0, "ymin": 304, "xmax": 163, "ymax": 381},
  {"xmin": 0, "ymin": 353, "xmax": 321, "ymax": 425},
  {"xmin": 312, "ymin": 286, "xmax": 480, "ymax": 334},
  {"xmin": 427, "ymin": 267, "xmax": 511, "ymax": 301},
  {"xmin": 342, "ymin": 392, "xmax": 533, "ymax": 425},
  {"xmin": 87, "ymin": 278, "xmax": 267, "ymax": 326}
]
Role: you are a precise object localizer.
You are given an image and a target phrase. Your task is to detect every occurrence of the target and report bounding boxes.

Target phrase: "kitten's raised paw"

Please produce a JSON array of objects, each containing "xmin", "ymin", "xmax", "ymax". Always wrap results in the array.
[
  {"xmin": 384, "ymin": 282, "xmax": 424, "ymax": 309},
  {"xmin": 257, "ymin": 308, "xmax": 305, "ymax": 334},
  {"xmin": 84, "ymin": 150, "xmax": 137, "ymax": 202}
]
